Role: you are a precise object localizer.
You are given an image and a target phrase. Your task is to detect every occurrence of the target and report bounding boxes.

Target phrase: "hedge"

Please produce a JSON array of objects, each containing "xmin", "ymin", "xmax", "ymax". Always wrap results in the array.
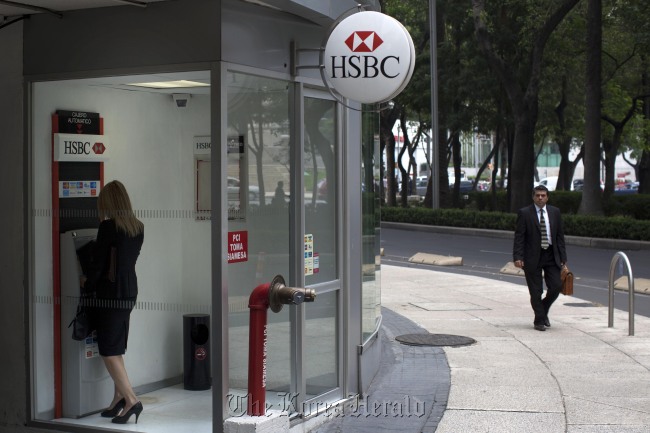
[
  {"xmin": 459, "ymin": 190, "xmax": 650, "ymax": 220},
  {"xmin": 381, "ymin": 206, "xmax": 650, "ymax": 241}
]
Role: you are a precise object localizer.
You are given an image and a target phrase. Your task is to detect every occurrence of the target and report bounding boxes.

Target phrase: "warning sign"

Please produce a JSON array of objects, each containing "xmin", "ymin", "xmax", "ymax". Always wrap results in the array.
[
  {"xmin": 228, "ymin": 231, "xmax": 248, "ymax": 263},
  {"xmin": 195, "ymin": 347, "xmax": 207, "ymax": 361}
]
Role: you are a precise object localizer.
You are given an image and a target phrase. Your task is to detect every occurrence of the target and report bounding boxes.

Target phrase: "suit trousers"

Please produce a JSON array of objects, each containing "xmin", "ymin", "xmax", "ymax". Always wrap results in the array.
[{"xmin": 524, "ymin": 247, "xmax": 562, "ymax": 326}]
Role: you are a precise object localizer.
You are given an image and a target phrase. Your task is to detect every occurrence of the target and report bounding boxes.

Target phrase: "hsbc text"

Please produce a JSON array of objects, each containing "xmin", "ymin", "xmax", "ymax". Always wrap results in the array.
[
  {"xmin": 64, "ymin": 141, "xmax": 91, "ymax": 155},
  {"xmin": 329, "ymin": 55, "xmax": 400, "ymax": 79}
]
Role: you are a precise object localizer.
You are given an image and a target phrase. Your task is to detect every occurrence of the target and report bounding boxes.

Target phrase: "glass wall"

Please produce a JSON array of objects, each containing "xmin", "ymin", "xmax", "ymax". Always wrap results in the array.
[
  {"xmin": 30, "ymin": 72, "xmax": 213, "ymax": 432},
  {"xmin": 225, "ymin": 71, "xmax": 292, "ymax": 414},
  {"xmin": 361, "ymin": 108, "xmax": 381, "ymax": 341}
]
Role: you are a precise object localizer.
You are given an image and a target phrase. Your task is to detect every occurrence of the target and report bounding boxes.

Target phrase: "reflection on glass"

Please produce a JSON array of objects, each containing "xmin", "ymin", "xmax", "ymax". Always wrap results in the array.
[
  {"xmin": 305, "ymin": 291, "xmax": 338, "ymax": 398},
  {"xmin": 361, "ymin": 108, "xmax": 381, "ymax": 341},
  {"xmin": 226, "ymin": 71, "xmax": 291, "ymax": 411},
  {"xmin": 304, "ymin": 97, "xmax": 337, "ymax": 283}
]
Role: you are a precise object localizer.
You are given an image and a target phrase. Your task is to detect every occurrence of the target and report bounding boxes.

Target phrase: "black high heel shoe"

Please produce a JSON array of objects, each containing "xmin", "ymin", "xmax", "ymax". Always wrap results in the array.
[
  {"xmin": 112, "ymin": 401, "xmax": 143, "ymax": 424},
  {"xmin": 100, "ymin": 398, "xmax": 125, "ymax": 418}
]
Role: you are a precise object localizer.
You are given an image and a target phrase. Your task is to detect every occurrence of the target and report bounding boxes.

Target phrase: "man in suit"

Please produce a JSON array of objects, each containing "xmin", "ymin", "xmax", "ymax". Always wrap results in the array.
[{"xmin": 513, "ymin": 185, "xmax": 568, "ymax": 331}]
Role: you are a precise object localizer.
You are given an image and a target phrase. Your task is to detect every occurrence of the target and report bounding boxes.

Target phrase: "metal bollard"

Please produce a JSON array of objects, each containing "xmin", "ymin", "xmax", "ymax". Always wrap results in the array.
[{"xmin": 247, "ymin": 275, "xmax": 316, "ymax": 416}]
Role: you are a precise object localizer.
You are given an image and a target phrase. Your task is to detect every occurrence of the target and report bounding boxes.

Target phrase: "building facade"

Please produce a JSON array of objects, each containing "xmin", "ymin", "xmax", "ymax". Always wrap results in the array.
[{"xmin": 0, "ymin": 1, "xmax": 383, "ymax": 431}]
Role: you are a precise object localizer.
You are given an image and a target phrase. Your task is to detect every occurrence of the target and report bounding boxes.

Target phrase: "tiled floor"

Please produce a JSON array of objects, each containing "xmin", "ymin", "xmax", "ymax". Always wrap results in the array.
[{"xmin": 54, "ymin": 385, "xmax": 213, "ymax": 433}]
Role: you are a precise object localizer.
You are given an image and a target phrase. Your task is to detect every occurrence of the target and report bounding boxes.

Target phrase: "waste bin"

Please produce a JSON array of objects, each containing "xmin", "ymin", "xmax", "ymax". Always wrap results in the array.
[{"xmin": 183, "ymin": 314, "xmax": 211, "ymax": 390}]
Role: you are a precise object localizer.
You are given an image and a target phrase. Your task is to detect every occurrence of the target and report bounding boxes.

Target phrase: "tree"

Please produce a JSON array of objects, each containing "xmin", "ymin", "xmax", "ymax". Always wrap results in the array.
[
  {"xmin": 380, "ymin": 0, "xmax": 432, "ymax": 207},
  {"xmin": 580, "ymin": 0, "xmax": 604, "ymax": 214},
  {"xmin": 598, "ymin": 0, "xmax": 650, "ymax": 196},
  {"xmin": 472, "ymin": 0, "xmax": 580, "ymax": 212}
]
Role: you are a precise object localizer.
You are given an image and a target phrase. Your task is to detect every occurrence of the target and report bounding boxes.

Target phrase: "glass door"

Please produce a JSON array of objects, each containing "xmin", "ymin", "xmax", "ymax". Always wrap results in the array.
[{"xmin": 301, "ymin": 91, "xmax": 342, "ymax": 407}]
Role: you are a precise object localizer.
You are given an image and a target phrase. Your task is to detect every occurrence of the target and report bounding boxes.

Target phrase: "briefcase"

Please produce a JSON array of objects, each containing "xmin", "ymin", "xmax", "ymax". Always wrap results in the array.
[{"xmin": 561, "ymin": 265, "xmax": 574, "ymax": 296}]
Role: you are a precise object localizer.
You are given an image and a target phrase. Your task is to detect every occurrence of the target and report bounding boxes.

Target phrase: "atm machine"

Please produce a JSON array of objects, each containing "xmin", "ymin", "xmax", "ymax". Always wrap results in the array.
[{"xmin": 60, "ymin": 228, "xmax": 114, "ymax": 418}]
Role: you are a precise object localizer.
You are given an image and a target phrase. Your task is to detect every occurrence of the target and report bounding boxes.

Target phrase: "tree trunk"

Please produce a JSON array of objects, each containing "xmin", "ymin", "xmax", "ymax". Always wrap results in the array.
[
  {"xmin": 380, "ymin": 109, "xmax": 398, "ymax": 207},
  {"xmin": 509, "ymin": 114, "xmax": 537, "ymax": 211},
  {"xmin": 639, "ymin": 150, "xmax": 650, "ymax": 194},
  {"xmin": 579, "ymin": 0, "xmax": 604, "ymax": 215},
  {"xmin": 602, "ymin": 136, "xmax": 618, "ymax": 198},
  {"xmin": 555, "ymin": 76, "xmax": 573, "ymax": 191}
]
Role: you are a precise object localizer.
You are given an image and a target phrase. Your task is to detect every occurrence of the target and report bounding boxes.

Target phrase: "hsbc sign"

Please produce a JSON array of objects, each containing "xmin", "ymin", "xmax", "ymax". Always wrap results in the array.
[
  {"xmin": 54, "ymin": 133, "xmax": 110, "ymax": 162},
  {"xmin": 324, "ymin": 11, "xmax": 415, "ymax": 104}
]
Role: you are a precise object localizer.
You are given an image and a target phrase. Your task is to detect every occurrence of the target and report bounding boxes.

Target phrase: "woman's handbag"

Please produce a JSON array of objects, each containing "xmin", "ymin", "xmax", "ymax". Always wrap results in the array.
[
  {"xmin": 561, "ymin": 265, "xmax": 574, "ymax": 296},
  {"xmin": 69, "ymin": 301, "xmax": 92, "ymax": 341}
]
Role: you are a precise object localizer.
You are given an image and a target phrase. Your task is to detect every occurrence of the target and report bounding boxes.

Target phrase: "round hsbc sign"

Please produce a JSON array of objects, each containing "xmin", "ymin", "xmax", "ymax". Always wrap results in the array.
[{"xmin": 323, "ymin": 11, "xmax": 415, "ymax": 104}]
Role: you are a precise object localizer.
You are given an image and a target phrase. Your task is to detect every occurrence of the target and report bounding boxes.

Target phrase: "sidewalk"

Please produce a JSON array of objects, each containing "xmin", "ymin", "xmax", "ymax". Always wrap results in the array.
[{"xmin": 341, "ymin": 265, "xmax": 650, "ymax": 432}]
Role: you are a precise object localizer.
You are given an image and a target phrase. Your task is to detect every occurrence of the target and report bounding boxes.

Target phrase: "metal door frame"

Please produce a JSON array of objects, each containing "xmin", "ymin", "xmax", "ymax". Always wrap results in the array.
[{"xmin": 289, "ymin": 83, "xmax": 345, "ymax": 416}]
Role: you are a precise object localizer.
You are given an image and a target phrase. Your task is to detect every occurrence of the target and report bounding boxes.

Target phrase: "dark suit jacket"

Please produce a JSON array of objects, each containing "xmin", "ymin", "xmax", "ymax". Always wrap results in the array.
[
  {"xmin": 513, "ymin": 204, "xmax": 567, "ymax": 272},
  {"xmin": 83, "ymin": 219, "xmax": 144, "ymax": 299}
]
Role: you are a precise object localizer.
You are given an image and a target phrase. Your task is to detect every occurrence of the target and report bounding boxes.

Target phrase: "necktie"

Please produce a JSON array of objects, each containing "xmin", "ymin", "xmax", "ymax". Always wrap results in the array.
[{"xmin": 540, "ymin": 209, "xmax": 549, "ymax": 249}]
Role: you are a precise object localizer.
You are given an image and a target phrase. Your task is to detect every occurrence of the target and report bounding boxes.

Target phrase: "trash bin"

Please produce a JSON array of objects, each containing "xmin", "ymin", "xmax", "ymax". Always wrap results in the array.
[{"xmin": 183, "ymin": 314, "xmax": 211, "ymax": 390}]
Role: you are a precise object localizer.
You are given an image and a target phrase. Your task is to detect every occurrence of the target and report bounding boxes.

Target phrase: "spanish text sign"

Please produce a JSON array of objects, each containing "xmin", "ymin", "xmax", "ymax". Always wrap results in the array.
[{"xmin": 228, "ymin": 231, "xmax": 248, "ymax": 263}]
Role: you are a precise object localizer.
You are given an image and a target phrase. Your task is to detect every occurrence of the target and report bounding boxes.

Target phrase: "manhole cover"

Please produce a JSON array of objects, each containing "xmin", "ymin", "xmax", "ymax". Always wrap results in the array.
[
  {"xmin": 565, "ymin": 302, "xmax": 598, "ymax": 308},
  {"xmin": 395, "ymin": 333, "xmax": 476, "ymax": 347}
]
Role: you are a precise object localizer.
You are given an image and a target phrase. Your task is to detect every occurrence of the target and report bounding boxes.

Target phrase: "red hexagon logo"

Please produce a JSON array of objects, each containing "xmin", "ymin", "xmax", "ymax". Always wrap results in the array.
[
  {"xmin": 93, "ymin": 142, "xmax": 106, "ymax": 155},
  {"xmin": 344, "ymin": 31, "xmax": 384, "ymax": 53}
]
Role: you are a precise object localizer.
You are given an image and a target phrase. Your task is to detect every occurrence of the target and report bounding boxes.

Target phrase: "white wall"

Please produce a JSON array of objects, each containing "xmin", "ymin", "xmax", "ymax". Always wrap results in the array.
[{"xmin": 32, "ymin": 77, "xmax": 211, "ymax": 415}]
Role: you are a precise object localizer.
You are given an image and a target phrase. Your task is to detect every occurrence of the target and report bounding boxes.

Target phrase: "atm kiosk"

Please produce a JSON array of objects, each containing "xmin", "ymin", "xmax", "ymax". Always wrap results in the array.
[
  {"xmin": 52, "ymin": 110, "xmax": 112, "ymax": 417},
  {"xmin": 60, "ymin": 229, "xmax": 114, "ymax": 417}
]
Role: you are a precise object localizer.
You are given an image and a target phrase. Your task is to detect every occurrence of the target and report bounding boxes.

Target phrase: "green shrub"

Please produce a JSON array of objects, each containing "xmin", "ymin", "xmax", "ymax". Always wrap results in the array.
[
  {"xmin": 603, "ymin": 195, "xmax": 650, "ymax": 220},
  {"xmin": 460, "ymin": 191, "xmax": 650, "ymax": 219},
  {"xmin": 381, "ymin": 206, "xmax": 650, "ymax": 241}
]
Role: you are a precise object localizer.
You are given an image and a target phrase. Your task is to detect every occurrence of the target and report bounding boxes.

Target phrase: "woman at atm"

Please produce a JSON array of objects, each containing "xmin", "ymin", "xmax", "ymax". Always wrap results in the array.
[{"xmin": 80, "ymin": 180, "xmax": 144, "ymax": 424}]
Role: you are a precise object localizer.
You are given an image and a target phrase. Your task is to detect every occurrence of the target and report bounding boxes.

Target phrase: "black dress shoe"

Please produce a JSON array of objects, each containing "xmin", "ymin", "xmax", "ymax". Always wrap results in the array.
[
  {"xmin": 101, "ymin": 398, "xmax": 125, "ymax": 418},
  {"xmin": 544, "ymin": 318, "xmax": 551, "ymax": 327},
  {"xmin": 534, "ymin": 324, "xmax": 546, "ymax": 331},
  {"xmin": 112, "ymin": 401, "xmax": 143, "ymax": 424}
]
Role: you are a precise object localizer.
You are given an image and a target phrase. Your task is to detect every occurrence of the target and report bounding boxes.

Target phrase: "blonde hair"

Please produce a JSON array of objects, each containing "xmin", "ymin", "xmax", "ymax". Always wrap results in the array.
[{"xmin": 97, "ymin": 180, "xmax": 144, "ymax": 237}]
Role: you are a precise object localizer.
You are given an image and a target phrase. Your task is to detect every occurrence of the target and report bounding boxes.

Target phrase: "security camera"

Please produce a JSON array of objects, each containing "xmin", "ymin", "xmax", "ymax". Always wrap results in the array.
[{"xmin": 172, "ymin": 93, "xmax": 191, "ymax": 108}]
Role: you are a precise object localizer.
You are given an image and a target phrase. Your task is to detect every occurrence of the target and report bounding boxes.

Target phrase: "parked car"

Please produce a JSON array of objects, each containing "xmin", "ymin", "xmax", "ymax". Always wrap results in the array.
[
  {"xmin": 459, "ymin": 180, "xmax": 473, "ymax": 193},
  {"xmin": 614, "ymin": 181, "xmax": 639, "ymax": 195},
  {"xmin": 571, "ymin": 178, "xmax": 604, "ymax": 191},
  {"xmin": 572, "ymin": 179, "xmax": 584, "ymax": 191},
  {"xmin": 536, "ymin": 176, "xmax": 577, "ymax": 191},
  {"xmin": 415, "ymin": 176, "xmax": 429, "ymax": 196}
]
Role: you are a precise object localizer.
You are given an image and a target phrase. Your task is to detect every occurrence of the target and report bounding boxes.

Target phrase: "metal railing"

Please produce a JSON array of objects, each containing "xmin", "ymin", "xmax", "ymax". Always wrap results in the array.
[{"xmin": 608, "ymin": 252, "xmax": 635, "ymax": 336}]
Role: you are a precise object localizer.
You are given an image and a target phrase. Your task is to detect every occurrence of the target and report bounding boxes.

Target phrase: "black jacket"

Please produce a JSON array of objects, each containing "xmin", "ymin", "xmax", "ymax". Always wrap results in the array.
[
  {"xmin": 83, "ymin": 219, "xmax": 144, "ymax": 299},
  {"xmin": 513, "ymin": 204, "xmax": 567, "ymax": 272}
]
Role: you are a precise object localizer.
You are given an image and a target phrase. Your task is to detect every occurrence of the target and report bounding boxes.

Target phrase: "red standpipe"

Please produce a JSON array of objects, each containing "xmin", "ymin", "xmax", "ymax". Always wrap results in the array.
[{"xmin": 247, "ymin": 282, "xmax": 271, "ymax": 416}]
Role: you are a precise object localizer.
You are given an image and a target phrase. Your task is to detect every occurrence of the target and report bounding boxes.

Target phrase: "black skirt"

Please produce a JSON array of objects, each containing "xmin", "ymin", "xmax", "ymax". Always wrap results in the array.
[{"xmin": 87, "ymin": 298, "xmax": 136, "ymax": 356}]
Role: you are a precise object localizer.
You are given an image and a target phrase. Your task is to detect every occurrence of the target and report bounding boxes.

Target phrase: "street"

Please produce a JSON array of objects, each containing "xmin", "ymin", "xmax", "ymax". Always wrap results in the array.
[{"xmin": 381, "ymin": 226, "xmax": 650, "ymax": 318}]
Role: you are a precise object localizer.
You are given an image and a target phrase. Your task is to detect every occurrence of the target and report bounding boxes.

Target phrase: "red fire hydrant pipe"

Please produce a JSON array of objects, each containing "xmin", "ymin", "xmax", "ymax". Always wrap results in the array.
[{"xmin": 247, "ymin": 282, "xmax": 271, "ymax": 416}]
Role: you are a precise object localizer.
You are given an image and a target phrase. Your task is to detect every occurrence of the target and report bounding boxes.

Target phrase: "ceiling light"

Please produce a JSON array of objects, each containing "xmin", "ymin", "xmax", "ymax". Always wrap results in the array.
[{"xmin": 126, "ymin": 80, "xmax": 210, "ymax": 89}]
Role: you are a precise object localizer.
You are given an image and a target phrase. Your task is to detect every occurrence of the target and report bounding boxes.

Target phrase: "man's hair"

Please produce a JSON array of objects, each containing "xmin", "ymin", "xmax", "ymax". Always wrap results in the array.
[{"xmin": 533, "ymin": 184, "xmax": 549, "ymax": 195}]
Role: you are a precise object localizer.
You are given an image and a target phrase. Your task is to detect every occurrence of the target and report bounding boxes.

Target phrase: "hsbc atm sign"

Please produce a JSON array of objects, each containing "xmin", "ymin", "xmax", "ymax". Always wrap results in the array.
[
  {"xmin": 54, "ymin": 133, "xmax": 110, "ymax": 161},
  {"xmin": 324, "ymin": 11, "xmax": 415, "ymax": 104}
]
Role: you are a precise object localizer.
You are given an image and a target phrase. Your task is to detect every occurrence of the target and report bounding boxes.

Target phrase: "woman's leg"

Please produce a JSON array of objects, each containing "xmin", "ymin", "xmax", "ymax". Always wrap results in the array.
[
  {"xmin": 102, "ymin": 355, "xmax": 138, "ymax": 412},
  {"xmin": 107, "ymin": 384, "xmax": 123, "ymax": 408}
]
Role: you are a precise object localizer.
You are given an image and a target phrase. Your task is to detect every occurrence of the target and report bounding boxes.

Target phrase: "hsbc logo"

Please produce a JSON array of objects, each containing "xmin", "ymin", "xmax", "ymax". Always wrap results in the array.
[
  {"xmin": 323, "ymin": 12, "xmax": 415, "ymax": 104},
  {"xmin": 345, "ymin": 31, "xmax": 384, "ymax": 52},
  {"xmin": 63, "ymin": 141, "xmax": 106, "ymax": 155},
  {"xmin": 54, "ymin": 133, "xmax": 110, "ymax": 161}
]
